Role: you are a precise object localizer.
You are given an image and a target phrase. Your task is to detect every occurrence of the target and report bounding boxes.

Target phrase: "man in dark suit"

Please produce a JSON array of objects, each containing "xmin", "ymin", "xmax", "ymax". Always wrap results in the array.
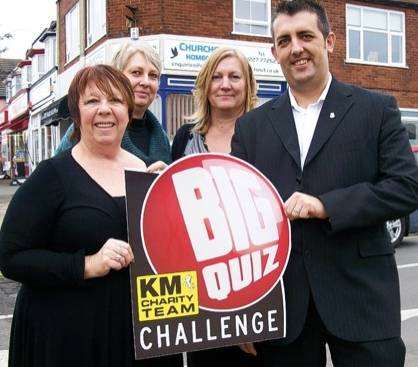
[{"xmin": 232, "ymin": 1, "xmax": 418, "ymax": 366}]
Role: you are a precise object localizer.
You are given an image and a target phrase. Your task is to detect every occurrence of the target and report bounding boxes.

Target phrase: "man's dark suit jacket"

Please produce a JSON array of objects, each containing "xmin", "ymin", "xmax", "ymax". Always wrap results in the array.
[{"xmin": 231, "ymin": 78, "xmax": 418, "ymax": 344}]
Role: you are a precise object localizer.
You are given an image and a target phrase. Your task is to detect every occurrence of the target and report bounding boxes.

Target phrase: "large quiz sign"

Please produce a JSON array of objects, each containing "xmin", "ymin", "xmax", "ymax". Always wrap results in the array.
[{"xmin": 126, "ymin": 154, "xmax": 291, "ymax": 359}]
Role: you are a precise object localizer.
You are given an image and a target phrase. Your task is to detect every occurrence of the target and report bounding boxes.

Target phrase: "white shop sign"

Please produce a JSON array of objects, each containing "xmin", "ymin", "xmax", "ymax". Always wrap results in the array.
[{"xmin": 163, "ymin": 38, "xmax": 282, "ymax": 77}]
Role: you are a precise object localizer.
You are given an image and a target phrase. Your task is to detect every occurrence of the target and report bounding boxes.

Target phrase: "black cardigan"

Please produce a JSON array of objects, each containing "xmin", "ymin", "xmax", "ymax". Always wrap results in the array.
[{"xmin": 171, "ymin": 123, "xmax": 196, "ymax": 161}]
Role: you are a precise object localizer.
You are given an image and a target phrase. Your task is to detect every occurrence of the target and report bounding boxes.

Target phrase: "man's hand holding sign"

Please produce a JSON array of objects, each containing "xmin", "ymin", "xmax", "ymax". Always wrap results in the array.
[
  {"xmin": 238, "ymin": 192, "xmax": 327, "ymax": 357},
  {"xmin": 284, "ymin": 192, "xmax": 328, "ymax": 220},
  {"xmin": 125, "ymin": 154, "xmax": 291, "ymax": 359}
]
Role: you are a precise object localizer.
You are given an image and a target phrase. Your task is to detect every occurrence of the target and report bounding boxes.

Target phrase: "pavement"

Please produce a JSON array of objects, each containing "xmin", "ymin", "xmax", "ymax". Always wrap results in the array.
[
  {"xmin": 0, "ymin": 179, "xmax": 19, "ymax": 227},
  {"xmin": 0, "ymin": 179, "xmax": 18, "ymax": 366}
]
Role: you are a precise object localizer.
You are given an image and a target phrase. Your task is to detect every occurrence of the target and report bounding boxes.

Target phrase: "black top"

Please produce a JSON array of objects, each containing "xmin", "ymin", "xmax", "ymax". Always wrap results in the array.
[
  {"xmin": 171, "ymin": 123, "xmax": 195, "ymax": 161},
  {"xmin": 0, "ymin": 150, "xmax": 181, "ymax": 367},
  {"xmin": 128, "ymin": 117, "xmax": 151, "ymax": 156}
]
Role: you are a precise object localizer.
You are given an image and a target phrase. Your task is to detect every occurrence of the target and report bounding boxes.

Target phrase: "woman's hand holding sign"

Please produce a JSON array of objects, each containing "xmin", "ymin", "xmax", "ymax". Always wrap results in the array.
[
  {"xmin": 285, "ymin": 192, "xmax": 328, "ymax": 220},
  {"xmin": 84, "ymin": 239, "xmax": 134, "ymax": 279},
  {"xmin": 146, "ymin": 160, "xmax": 167, "ymax": 174}
]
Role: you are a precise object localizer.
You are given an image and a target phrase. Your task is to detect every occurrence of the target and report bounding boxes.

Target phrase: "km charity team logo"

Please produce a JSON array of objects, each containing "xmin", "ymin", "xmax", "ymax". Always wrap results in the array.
[{"xmin": 141, "ymin": 154, "xmax": 290, "ymax": 312}]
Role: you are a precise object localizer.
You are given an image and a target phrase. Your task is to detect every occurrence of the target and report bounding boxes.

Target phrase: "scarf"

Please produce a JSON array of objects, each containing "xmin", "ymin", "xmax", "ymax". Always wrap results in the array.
[{"xmin": 121, "ymin": 110, "xmax": 172, "ymax": 166}]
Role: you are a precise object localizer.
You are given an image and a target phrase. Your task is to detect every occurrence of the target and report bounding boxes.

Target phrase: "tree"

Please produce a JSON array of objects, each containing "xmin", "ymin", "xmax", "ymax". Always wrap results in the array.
[{"xmin": 0, "ymin": 32, "xmax": 13, "ymax": 55}]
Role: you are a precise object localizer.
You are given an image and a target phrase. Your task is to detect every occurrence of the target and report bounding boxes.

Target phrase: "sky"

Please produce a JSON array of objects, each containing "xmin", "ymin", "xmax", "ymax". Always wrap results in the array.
[{"xmin": 0, "ymin": 0, "xmax": 56, "ymax": 60}]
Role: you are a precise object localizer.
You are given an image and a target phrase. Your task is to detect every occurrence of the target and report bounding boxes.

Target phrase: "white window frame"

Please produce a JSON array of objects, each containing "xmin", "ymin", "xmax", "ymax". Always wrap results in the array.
[
  {"xmin": 400, "ymin": 108, "xmax": 418, "ymax": 123},
  {"xmin": 346, "ymin": 4, "xmax": 406, "ymax": 68},
  {"xmin": 21, "ymin": 66, "xmax": 31, "ymax": 87},
  {"xmin": 12, "ymin": 75, "xmax": 21, "ymax": 95},
  {"xmin": 31, "ymin": 54, "xmax": 45, "ymax": 82},
  {"xmin": 31, "ymin": 58, "xmax": 38, "ymax": 82},
  {"xmin": 26, "ymin": 66, "xmax": 32, "ymax": 85},
  {"xmin": 51, "ymin": 125, "xmax": 60, "ymax": 154},
  {"xmin": 44, "ymin": 37, "xmax": 56, "ymax": 71},
  {"xmin": 38, "ymin": 54, "xmax": 45, "ymax": 75},
  {"xmin": 401, "ymin": 108, "xmax": 418, "ymax": 140},
  {"xmin": 232, "ymin": 0, "xmax": 271, "ymax": 38},
  {"xmin": 87, "ymin": 0, "xmax": 106, "ymax": 48},
  {"xmin": 6, "ymin": 82, "xmax": 11, "ymax": 100},
  {"xmin": 65, "ymin": 2, "xmax": 80, "ymax": 63}
]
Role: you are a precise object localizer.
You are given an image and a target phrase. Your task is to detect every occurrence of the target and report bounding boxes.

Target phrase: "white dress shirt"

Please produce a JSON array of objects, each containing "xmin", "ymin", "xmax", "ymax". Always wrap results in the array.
[{"xmin": 288, "ymin": 74, "xmax": 332, "ymax": 169}]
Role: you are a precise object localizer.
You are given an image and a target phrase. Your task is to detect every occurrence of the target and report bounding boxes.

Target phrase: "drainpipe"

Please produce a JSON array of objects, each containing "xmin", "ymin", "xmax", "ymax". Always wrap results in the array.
[{"xmin": 79, "ymin": 0, "xmax": 86, "ymax": 64}]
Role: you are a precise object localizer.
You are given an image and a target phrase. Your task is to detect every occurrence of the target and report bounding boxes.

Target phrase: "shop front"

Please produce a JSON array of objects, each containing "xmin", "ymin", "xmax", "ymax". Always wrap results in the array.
[
  {"xmin": 158, "ymin": 74, "xmax": 286, "ymax": 139},
  {"xmin": 57, "ymin": 34, "xmax": 287, "ymax": 141},
  {"xmin": 0, "ymin": 129, "xmax": 10, "ymax": 179},
  {"xmin": 2, "ymin": 89, "xmax": 30, "ymax": 183},
  {"xmin": 0, "ymin": 108, "xmax": 8, "ymax": 178},
  {"xmin": 0, "ymin": 113, "xmax": 29, "ymax": 183},
  {"xmin": 39, "ymin": 97, "xmax": 67, "ymax": 158},
  {"xmin": 28, "ymin": 98, "xmax": 62, "ymax": 173}
]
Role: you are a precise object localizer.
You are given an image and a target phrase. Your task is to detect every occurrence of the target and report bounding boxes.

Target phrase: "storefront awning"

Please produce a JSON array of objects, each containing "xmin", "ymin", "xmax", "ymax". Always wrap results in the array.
[
  {"xmin": 10, "ymin": 115, "xmax": 29, "ymax": 131},
  {"xmin": 0, "ymin": 113, "xmax": 29, "ymax": 132},
  {"xmin": 40, "ymin": 96, "xmax": 70, "ymax": 126}
]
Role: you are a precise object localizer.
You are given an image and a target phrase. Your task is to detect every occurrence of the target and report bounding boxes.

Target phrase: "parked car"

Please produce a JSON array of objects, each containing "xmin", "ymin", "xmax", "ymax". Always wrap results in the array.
[{"xmin": 386, "ymin": 141, "xmax": 418, "ymax": 247}]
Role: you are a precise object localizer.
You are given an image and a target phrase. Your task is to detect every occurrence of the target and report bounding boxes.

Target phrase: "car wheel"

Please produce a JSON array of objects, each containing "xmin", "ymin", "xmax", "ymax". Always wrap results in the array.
[{"xmin": 386, "ymin": 218, "xmax": 406, "ymax": 248}]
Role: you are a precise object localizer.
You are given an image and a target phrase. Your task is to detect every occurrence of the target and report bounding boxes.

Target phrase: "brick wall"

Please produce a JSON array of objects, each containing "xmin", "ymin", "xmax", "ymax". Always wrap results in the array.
[
  {"xmin": 58, "ymin": 0, "xmax": 417, "ymax": 108},
  {"xmin": 106, "ymin": 0, "xmax": 275, "ymax": 42},
  {"xmin": 322, "ymin": 0, "xmax": 417, "ymax": 108},
  {"xmin": 58, "ymin": 0, "xmax": 80, "ymax": 70}
]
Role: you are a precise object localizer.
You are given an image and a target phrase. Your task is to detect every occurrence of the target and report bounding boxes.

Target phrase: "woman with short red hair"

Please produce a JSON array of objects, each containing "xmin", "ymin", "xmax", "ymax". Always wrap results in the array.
[{"xmin": 0, "ymin": 65, "xmax": 181, "ymax": 367}]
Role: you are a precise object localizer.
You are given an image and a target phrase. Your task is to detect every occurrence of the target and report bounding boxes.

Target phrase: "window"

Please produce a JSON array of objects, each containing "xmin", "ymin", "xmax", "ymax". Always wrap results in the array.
[
  {"xmin": 401, "ymin": 109, "xmax": 418, "ymax": 140},
  {"xmin": 32, "ymin": 129, "xmax": 40, "ymax": 167},
  {"xmin": 87, "ymin": 0, "xmax": 106, "ymax": 47},
  {"xmin": 166, "ymin": 94, "xmax": 196, "ymax": 140},
  {"xmin": 51, "ymin": 125, "xmax": 59, "ymax": 154},
  {"xmin": 36, "ymin": 55, "xmax": 45, "ymax": 76},
  {"xmin": 15, "ymin": 76, "xmax": 21, "ymax": 92},
  {"xmin": 12, "ymin": 75, "xmax": 21, "ymax": 95},
  {"xmin": 6, "ymin": 83, "xmax": 11, "ymax": 100},
  {"xmin": 44, "ymin": 37, "xmax": 56, "ymax": 71},
  {"xmin": 346, "ymin": 4, "xmax": 405, "ymax": 66},
  {"xmin": 42, "ymin": 126, "xmax": 52, "ymax": 160},
  {"xmin": 30, "ymin": 55, "xmax": 45, "ymax": 82},
  {"xmin": 21, "ymin": 66, "xmax": 31, "ymax": 87},
  {"xmin": 39, "ymin": 55, "xmax": 45, "ymax": 74},
  {"xmin": 65, "ymin": 3, "xmax": 80, "ymax": 62},
  {"xmin": 233, "ymin": 0, "xmax": 271, "ymax": 37}
]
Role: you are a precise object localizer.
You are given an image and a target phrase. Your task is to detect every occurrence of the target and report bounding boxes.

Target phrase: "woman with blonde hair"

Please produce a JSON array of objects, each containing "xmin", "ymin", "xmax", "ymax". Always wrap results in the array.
[
  {"xmin": 171, "ymin": 47, "xmax": 261, "ymax": 367},
  {"xmin": 171, "ymin": 46, "xmax": 257, "ymax": 160},
  {"xmin": 55, "ymin": 42, "xmax": 171, "ymax": 172}
]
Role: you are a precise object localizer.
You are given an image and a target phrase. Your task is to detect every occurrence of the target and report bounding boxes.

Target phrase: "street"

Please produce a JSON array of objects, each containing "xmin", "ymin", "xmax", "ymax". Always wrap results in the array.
[
  {"xmin": 396, "ymin": 236, "xmax": 418, "ymax": 366},
  {"xmin": 0, "ymin": 181, "xmax": 417, "ymax": 366},
  {"xmin": 0, "ymin": 180, "xmax": 18, "ymax": 366}
]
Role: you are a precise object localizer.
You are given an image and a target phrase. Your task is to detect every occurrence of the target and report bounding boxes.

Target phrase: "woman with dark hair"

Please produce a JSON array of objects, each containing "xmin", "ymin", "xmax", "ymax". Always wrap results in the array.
[{"xmin": 0, "ymin": 65, "xmax": 181, "ymax": 367}]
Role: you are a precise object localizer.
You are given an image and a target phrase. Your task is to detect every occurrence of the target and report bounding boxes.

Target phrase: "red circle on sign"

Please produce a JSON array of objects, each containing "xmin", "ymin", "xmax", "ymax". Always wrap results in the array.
[{"xmin": 141, "ymin": 154, "xmax": 290, "ymax": 311}]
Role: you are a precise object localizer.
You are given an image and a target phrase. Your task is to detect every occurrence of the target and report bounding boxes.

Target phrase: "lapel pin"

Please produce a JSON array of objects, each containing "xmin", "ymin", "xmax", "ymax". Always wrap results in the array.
[{"xmin": 330, "ymin": 112, "xmax": 335, "ymax": 119}]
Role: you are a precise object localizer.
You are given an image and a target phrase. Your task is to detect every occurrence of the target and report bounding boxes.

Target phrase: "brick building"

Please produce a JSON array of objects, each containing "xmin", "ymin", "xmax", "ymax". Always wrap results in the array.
[{"xmin": 55, "ymin": 0, "xmax": 418, "ymax": 139}]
